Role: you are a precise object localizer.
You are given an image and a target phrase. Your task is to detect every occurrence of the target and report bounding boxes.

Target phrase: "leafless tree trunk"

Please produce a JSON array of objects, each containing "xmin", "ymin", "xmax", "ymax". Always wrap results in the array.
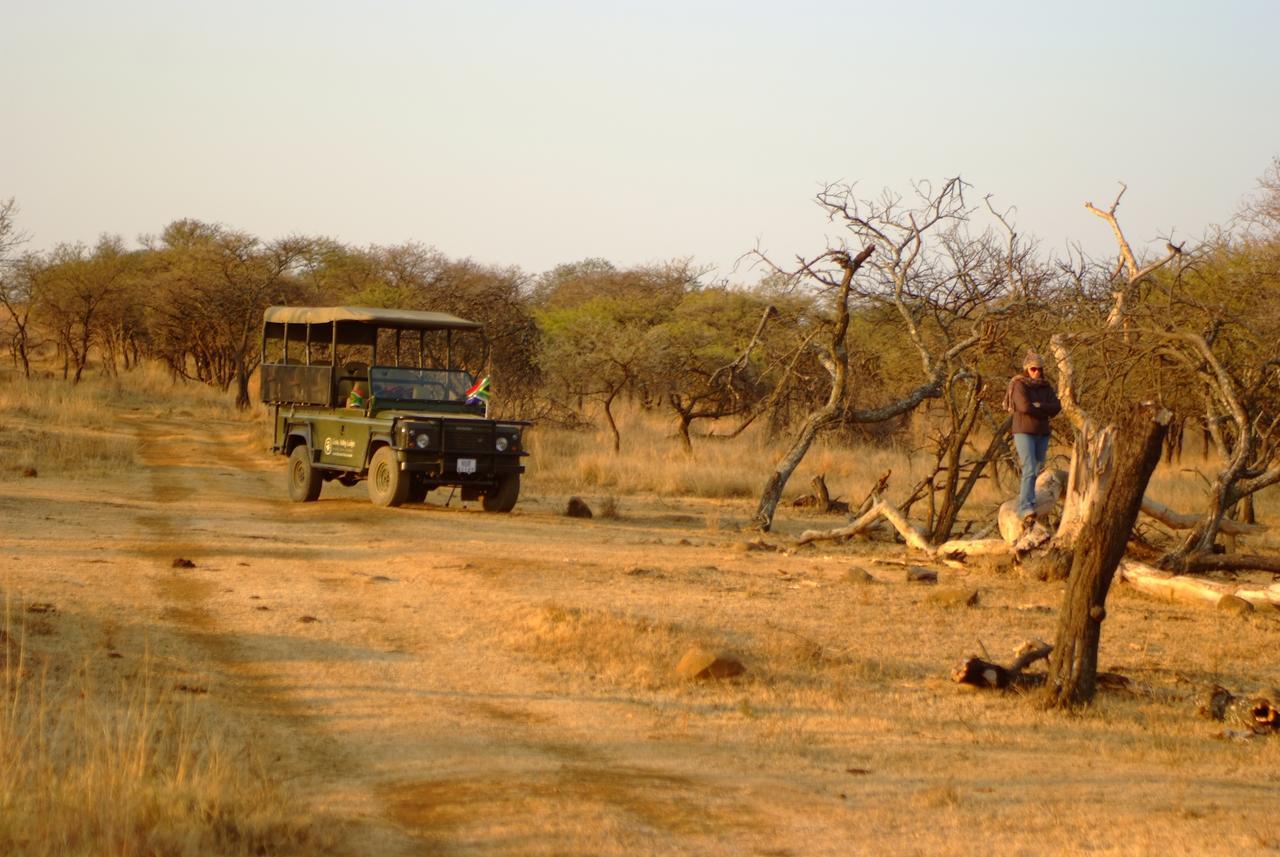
[
  {"xmin": 1044, "ymin": 404, "xmax": 1169, "ymax": 709},
  {"xmin": 752, "ymin": 246, "xmax": 874, "ymax": 530}
]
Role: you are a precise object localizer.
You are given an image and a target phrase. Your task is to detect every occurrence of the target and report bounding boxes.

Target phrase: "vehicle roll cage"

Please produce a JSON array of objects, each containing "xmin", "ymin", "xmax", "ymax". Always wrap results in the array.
[{"xmin": 260, "ymin": 305, "xmax": 489, "ymax": 408}]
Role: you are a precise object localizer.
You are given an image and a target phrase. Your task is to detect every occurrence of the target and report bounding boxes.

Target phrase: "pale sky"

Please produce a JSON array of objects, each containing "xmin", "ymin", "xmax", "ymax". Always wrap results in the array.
[{"xmin": 3, "ymin": 1, "xmax": 1277, "ymax": 281}]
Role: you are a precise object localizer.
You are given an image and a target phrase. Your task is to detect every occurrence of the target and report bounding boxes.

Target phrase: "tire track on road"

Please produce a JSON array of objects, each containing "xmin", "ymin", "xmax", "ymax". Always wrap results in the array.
[{"xmin": 127, "ymin": 413, "xmax": 421, "ymax": 856}]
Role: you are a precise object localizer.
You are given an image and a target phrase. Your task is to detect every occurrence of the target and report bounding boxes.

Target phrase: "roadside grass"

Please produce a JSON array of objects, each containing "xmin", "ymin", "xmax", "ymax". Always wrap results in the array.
[
  {"xmin": 0, "ymin": 362, "xmax": 250, "ymax": 479},
  {"xmin": 525, "ymin": 405, "xmax": 946, "ymax": 506},
  {"xmin": 0, "ymin": 601, "xmax": 330, "ymax": 857}
]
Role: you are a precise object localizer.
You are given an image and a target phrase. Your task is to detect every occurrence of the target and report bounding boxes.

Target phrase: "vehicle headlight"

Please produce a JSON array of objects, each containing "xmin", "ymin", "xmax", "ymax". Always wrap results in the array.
[
  {"xmin": 495, "ymin": 436, "xmax": 509, "ymax": 452},
  {"xmin": 416, "ymin": 434, "xmax": 431, "ymax": 450}
]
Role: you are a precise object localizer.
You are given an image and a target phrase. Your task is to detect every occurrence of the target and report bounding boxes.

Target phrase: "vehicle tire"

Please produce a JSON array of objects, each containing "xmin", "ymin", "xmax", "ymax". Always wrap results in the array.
[
  {"xmin": 288, "ymin": 444, "xmax": 322, "ymax": 502},
  {"xmin": 368, "ymin": 446, "xmax": 408, "ymax": 507},
  {"xmin": 482, "ymin": 473, "xmax": 520, "ymax": 512},
  {"xmin": 406, "ymin": 478, "xmax": 428, "ymax": 504}
]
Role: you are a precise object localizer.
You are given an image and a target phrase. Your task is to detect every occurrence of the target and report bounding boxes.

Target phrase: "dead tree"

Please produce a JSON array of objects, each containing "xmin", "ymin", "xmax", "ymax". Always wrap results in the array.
[
  {"xmin": 1143, "ymin": 329, "xmax": 1280, "ymax": 571},
  {"xmin": 750, "ymin": 178, "xmax": 1018, "ymax": 531},
  {"xmin": 751, "ymin": 246, "xmax": 875, "ymax": 530},
  {"xmin": 1044, "ymin": 403, "xmax": 1170, "ymax": 709},
  {"xmin": 1084, "ymin": 184, "xmax": 1181, "ymax": 333}
]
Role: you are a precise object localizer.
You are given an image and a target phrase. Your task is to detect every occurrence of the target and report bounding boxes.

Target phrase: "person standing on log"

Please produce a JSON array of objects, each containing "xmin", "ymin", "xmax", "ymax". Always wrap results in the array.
[{"xmin": 1010, "ymin": 350, "xmax": 1061, "ymax": 531}]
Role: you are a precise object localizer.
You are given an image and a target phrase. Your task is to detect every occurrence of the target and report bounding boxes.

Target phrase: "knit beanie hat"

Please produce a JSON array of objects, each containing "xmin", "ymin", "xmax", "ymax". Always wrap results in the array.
[{"xmin": 1023, "ymin": 350, "xmax": 1044, "ymax": 370}]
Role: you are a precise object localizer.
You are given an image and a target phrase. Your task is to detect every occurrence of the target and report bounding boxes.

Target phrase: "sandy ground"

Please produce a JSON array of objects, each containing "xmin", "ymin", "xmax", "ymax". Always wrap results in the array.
[{"xmin": 3, "ymin": 410, "xmax": 1280, "ymax": 856}]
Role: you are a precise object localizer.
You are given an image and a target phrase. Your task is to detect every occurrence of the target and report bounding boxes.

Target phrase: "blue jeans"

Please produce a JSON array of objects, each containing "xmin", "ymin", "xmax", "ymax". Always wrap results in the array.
[{"xmin": 1014, "ymin": 432, "xmax": 1050, "ymax": 517}]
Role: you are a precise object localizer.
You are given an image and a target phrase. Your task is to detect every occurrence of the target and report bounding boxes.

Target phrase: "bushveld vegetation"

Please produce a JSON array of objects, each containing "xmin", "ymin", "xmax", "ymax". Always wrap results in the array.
[
  {"xmin": 6, "ymin": 162, "xmax": 1280, "ymax": 564},
  {"xmin": 2, "ymin": 164, "xmax": 1280, "ymax": 849}
]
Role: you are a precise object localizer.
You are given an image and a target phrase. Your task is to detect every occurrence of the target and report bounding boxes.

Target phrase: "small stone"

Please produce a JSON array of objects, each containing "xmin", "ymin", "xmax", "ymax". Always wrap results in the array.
[
  {"xmin": 1216, "ymin": 594, "xmax": 1253, "ymax": 615},
  {"xmin": 20, "ymin": 467, "xmax": 37, "ymax": 478},
  {"xmin": 566, "ymin": 497, "xmax": 593, "ymax": 518},
  {"xmin": 676, "ymin": 646, "xmax": 745, "ymax": 680},
  {"xmin": 172, "ymin": 558, "xmax": 196, "ymax": 569},
  {"xmin": 927, "ymin": 588, "xmax": 980, "ymax": 607},
  {"xmin": 905, "ymin": 566, "xmax": 938, "ymax": 584},
  {"xmin": 298, "ymin": 615, "xmax": 319, "ymax": 623},
  {"xmin": 844, "ymin": 567, "xmax": 876, "ymax": 584}
]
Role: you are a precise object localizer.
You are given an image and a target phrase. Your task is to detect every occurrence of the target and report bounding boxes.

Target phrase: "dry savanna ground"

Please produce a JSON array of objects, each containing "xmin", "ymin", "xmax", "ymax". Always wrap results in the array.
[{"xmin": 1, "ymin": 366, "xmax": 1279, "ymax": 856}]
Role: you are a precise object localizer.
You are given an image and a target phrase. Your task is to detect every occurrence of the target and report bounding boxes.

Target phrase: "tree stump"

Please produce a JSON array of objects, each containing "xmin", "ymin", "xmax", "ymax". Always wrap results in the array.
[{"xmin": 1044, "ymin": 404, "xmax": 1170, "ymax": 709}]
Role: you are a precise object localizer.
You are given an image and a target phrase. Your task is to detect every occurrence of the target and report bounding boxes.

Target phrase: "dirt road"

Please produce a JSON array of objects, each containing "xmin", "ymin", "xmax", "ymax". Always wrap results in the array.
[{"xmin": 4, "ymin": 411, "xmax": 1279, "ymax": 855}]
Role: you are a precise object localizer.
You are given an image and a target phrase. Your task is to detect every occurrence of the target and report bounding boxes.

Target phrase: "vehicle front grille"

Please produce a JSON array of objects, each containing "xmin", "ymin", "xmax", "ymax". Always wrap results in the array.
[{"xmin": 443, "ymin": 423, "xmax": 491, "ymax": 453}]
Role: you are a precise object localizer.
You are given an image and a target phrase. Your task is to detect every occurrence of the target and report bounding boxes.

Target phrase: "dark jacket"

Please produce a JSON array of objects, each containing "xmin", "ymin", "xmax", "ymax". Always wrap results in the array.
[{"xmin": 1011, "ymin": 375, "xmax": 1061, "ymax": 436}]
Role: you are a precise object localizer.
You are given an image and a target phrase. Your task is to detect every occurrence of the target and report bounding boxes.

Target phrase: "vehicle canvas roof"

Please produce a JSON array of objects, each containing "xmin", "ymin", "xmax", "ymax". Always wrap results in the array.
[{"xmin": 263, "ymin": 305, "xmax": 482, "ymax": 331}]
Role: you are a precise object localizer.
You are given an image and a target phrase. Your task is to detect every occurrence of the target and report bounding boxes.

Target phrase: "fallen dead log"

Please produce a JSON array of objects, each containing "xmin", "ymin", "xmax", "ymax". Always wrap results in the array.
[
  {"xmin": 952, "ymin": 640, "xmax": 1053, "ymax": 690},
  {"xmin": 1171, "ymin": 552, "xmax": 1280, "ymax": 574},
  {"xmin": 798, "ymin": 499, "xmax": 1024, "ymax": 560},
  {"xmin": 1139, "ymin": 496, "xmax": 1266, "ymax": 536},
  {"xmin": 795, "ymin": 501, "xmax": 888, "ymax": 546},
  {"xmin": 934, "ymin": 538, "xmax": 1012, "ymax": 559},
  {"xmin": 1118, "ymin": 560, "xmax": 1280, "ymax": 611},
  {"xmin": 876, "ymin": 500, "xmax": 935, "ymax": 552}
]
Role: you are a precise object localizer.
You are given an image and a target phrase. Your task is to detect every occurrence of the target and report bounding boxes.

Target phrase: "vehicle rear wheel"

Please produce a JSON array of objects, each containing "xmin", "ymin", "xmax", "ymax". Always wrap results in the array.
[
  {"xmin": 288, "ymin": 444, "xmax": 322, "ymax": 502},
  {"xmin": 482, "ymin": 473, "xmax": 520, "ymax": 512},
  {"xmin": 368, "ymin": 446, "xmax": 408, "ymax": 507}
]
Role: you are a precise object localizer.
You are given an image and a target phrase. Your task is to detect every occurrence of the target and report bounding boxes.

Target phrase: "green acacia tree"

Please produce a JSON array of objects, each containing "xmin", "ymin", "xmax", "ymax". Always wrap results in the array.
[
  {"xmin": 536, "ymin": 297, "xmax": 653, "ymax": 451},
  {"xmin": 646, "ymin": 287, "xmax": 776, "ymax": 453}
]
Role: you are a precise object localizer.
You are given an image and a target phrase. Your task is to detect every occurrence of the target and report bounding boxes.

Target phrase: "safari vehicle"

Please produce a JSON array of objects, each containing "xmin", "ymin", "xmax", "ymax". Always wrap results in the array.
[{"xmin": 260, "ymin": 305, "xmax": 528, "ymax": 510}]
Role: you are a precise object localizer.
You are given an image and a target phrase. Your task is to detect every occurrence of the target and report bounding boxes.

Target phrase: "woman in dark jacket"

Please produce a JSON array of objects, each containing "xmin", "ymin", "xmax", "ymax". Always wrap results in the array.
[{"xmin": 1010, "ymin": 350, "xmax": 1061, "ymax": 529}]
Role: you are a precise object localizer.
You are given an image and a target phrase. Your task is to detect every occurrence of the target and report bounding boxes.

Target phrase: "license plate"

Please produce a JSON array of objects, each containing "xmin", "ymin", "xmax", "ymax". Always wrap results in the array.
[{"xmin": 457, "ymin": 458, "xmax": 476, "ymax": 474}]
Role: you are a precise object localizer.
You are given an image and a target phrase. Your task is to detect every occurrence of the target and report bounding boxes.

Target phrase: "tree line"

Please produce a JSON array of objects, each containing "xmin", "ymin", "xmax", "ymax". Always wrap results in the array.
[{"xmin": 3, "ymin": 159, "xmax": 1279, "ymax": 566}]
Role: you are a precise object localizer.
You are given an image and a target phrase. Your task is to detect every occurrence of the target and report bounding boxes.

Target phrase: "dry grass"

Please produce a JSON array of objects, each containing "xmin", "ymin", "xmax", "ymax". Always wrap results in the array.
[
  {"xmin": 0, "ymin": 362, "xmax": 251, "ymax": 479},
  {"xmin": 525, "ymin": 405, "xmax": 947, "ymax": 505},
  {"xmin": 6, "ymin": 363, "xmax": 1280, "ymax": 855},
  {"xmin": 509, "ymin": 603, "xmax": 720, "ymax": 691},
  {"xmin": 0, "ymin": 601, "xmax": 327, "ymax": 857}
]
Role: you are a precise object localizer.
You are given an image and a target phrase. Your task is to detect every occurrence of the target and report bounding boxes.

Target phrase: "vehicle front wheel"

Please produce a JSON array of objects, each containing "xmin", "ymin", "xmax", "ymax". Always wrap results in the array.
[
  {"xmin": 482, "ymin": 473, "xmax": 520, "ymax": 512},
  {"xmin": 368, "ymin": 447, "xmax": 408, "ymax": 507},
  {"xmin": 288, "ymin": 444, "xmax": 322, "ymax": 502}
]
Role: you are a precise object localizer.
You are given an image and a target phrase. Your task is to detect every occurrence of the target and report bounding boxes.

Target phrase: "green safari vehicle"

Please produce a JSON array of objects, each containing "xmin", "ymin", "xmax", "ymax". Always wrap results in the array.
[{"xmin": 260, "ymin": 305, "xmax": 529, "ymax": 510}]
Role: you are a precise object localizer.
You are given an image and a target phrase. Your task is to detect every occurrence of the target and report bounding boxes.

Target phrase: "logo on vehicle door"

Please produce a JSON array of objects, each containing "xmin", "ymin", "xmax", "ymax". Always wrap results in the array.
[{"xmin": 323, "ymin": 437, "xmax": 356, "ymax": 458}]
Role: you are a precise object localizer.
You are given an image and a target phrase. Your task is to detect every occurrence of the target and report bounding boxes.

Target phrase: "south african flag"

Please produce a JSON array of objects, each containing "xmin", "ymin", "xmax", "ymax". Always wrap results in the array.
[{"xmin": 465, "ymin": 376, "xmax": 490, "ymax": 405}]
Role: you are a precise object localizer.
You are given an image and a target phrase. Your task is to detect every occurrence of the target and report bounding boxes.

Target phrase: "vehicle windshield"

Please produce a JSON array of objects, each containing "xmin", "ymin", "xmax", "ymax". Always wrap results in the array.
[{"xmin": 369, "ymin": 367, "xmax": 477, "ymax": 403}]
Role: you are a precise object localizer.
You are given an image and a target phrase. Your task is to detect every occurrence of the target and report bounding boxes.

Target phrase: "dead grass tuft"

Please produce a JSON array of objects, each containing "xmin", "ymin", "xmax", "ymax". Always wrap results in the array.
[
  {"xmin": 0, "ymin": 602, "xmax": 334, "ymax": 856},
  {"xmin": 597, "ymin": 495, "xmax": 621, "ymax": 519},
  {"xmin": 510, "ymin": 604, "xmax": 724, "ymax": 690}
]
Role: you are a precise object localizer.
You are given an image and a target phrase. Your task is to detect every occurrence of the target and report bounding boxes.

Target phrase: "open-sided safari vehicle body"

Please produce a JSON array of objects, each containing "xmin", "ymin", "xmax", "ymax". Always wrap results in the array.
[{"xmin": 260, "ymin": 305, "xmax": 528, "ymax": 510}]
